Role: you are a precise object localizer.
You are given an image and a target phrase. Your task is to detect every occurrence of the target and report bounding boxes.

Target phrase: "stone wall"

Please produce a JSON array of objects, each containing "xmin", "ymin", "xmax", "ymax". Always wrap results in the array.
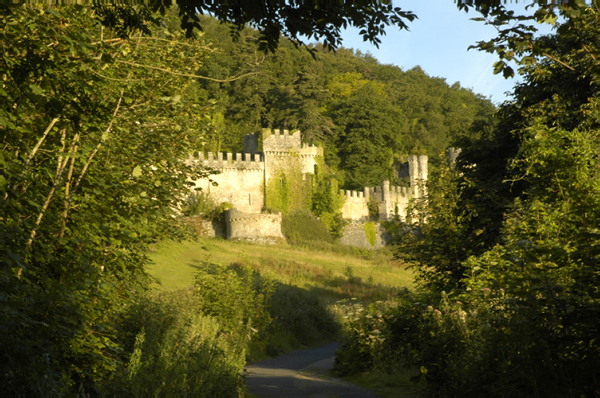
[
  {"xmin": 339, "ymin": 222, "xmax": 390, "ymax": 250},
  {"xmin": 340, "ymin": 183, "xmax": 412, "ymax": 221},
  {"xmin": 262, "ymin": 128, "xmax": 322, "ymax": 185},
  {"xmin": 338, "ymin": 154, "xmax": 426, "ymax": 222},
  {"xmin": 188, "ymin": 152, "xmax": 264, "ymax": 213},
  {"xmin": 225, "ymin": 208, "xmax": 285, "ymax": 244},
  {"xmin": 185, "ymin": 216, "xmax": 225, "ymax": 238}
]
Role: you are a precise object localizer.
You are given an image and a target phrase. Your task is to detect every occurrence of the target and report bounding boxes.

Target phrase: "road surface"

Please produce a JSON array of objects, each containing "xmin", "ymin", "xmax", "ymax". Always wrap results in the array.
[{"xmin": 245, "ymin": 342, "xmax": 378, "ymax": 397}]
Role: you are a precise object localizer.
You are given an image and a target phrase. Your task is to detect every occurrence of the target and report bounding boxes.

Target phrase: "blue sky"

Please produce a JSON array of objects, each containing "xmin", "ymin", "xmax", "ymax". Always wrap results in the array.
[{"xmin": 339, "ymin": 0, "xmax": 556, "ymax": 105}]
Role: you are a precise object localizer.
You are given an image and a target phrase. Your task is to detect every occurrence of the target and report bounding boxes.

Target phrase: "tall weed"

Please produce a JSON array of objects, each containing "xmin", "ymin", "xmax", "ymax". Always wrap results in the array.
[{"xmin": 102, "ymin": 289, "xmax": 244, "ymax": 395}]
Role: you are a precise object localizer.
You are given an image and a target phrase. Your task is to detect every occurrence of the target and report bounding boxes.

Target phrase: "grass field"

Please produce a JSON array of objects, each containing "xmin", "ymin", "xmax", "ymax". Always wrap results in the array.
[{"xmin": 147, "ymin": 237, "xmax": 413, "ymax": 302}]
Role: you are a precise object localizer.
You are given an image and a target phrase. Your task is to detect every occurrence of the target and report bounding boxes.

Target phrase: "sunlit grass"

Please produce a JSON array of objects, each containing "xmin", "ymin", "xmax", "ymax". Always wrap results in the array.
[{"xmin": 147, "ymin": 237, "xmax": 413, "ymax": 303}]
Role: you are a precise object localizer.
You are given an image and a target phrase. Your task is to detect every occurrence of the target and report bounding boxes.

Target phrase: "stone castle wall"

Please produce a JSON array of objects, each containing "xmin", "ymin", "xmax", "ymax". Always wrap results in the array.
[
  {"xmin": 339, "ymin": 155, "xmax": 426, "ymax": 221},
  {"xmin": 188, "ymin": 152, "xmax": 264, "ymax": 214},
  {"xmin": 225, "ymin": 208, "xmax": 284, "ymax": 244},
  {"xmin": 339, "ymin": 222, "xmax": 391, "ymax": 249},
  {"xmin": 262, "ymin": 129, "xmax": 323, "ymax": 184}
]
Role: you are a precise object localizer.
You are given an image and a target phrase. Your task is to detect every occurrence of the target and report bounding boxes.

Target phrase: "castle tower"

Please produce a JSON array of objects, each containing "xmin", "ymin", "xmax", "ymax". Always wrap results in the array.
[
  {"xmin": 262, "ymin": 128, "xmax": 322, "ymax": 185},
  {"xmin": 408, "ymin": 154, "xmax": 428, "ymax": 198}
]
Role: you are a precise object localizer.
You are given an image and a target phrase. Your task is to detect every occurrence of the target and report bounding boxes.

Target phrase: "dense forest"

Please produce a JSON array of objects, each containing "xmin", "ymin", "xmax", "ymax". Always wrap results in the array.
[{"xmin": 192, "ymin": 16, "xmax": 496, "ymax": 189}]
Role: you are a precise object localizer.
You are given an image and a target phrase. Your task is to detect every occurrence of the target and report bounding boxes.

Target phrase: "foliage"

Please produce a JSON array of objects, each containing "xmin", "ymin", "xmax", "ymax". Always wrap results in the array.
[
  {"xmin": 182, "ymin": 191, "xmax": 217, "ymax": 217},
  {"xmin": 182, "ymin": 191, "xmax": 233, "ymax": 224},
  {"xmin": 395, "ymin": 151, "xmax": 473, "ymax": 293},
  {"xmin": 194, "ymin": 261, "xmax": 275, "ymax": 336},
  {"xmin": 334, "ymin": 290, "xmax": 426, "ymax": 377},
  {"xmin": 103, "ymin": 1, "xmax": 417, "ymax": 54},
  {"xmin": 264, "ymin": 152, "xmax": 309, "ymax": 214},
  {"xmin": 101, "ymin": 289, "xmax": 245, "ymax": 395},
  {"xmin": 263, "ymin": 283, "xmax": 339, "ymax": 352},
  {"xmin": 282, "ymin": 210, "xmax": 334, "ymax": 244},
  {"xmin": 0, "ymin": 5, "xmax": 215, "ymax": 393},
  {"xmin": 192, "ymin": 17, "xmax": 496, "ymax": 188},
  {"xmin": 367, "ymin": 196, "xmax": 380, "ymax": 221},
  {"xmin": 328, "ymin": 84, "xmax": 405, "ymax": 189},
  {"xmin": 339, "ymin": 6, "xmax": 600, "ymax": 396},
  {"xmin": 363, "ymin": 222, "xmax": 377, "ymax": 248},
  {"xmin": 310, "ymin": 163, "xmax": 347, "ymax": 239}
]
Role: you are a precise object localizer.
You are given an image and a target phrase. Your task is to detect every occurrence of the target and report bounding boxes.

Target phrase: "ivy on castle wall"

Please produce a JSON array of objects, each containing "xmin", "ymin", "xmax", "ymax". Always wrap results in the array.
[
  {"xmin": 363, "ymin": 221, "xmax": 377, "ymax": 247},
  {"xmin": 310, "ymin": 156, "xmax": 347, "ymax": 240},
  {"xmin": 265, "ymin": 151, "xmax": 308, "ymax": 214}
]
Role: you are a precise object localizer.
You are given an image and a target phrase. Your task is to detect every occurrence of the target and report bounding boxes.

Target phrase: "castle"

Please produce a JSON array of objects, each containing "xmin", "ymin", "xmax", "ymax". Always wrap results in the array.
[{"xmin": 186, "ymin": 129, "xmax": 428, "ymax": 246}]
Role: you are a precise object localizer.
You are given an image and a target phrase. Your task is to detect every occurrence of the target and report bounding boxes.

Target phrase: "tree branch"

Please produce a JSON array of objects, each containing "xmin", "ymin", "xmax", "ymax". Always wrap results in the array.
[
  {"xmin": 59, "ymin": 134, "xmax": 80, "ymax": 240},
  {"xmin": 114, "ymin": 59, "xmax": 260, "ymax": 82},
  {"xmin": 26, "ymin": 132, "xmax": 78, "ymax": 252},
  {"xmin": 14, "ymin": 117, "xmax": 60, "ymax": 189},
  {"xmin": 69, "ymin": 89, "xmax": 124, "ymax": 201},
  {"xmin": 542, "ymin": 52, "xmax": 576, "ymax": 71}
]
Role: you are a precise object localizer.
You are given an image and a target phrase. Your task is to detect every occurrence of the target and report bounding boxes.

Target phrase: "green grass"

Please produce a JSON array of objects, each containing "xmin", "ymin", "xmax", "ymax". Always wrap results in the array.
[{"xmin": 146, "ymin": 238, "xmax": 413, "ymax": 302}]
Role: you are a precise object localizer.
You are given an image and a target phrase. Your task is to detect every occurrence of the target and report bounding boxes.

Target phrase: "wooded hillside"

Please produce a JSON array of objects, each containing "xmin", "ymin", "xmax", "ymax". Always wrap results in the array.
[{"xmin": 193, "ymin": 16, "xmax": 496, "ymax": 189}]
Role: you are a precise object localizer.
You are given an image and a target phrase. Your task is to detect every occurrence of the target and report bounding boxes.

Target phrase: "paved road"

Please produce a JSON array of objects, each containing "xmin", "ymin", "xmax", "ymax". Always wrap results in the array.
[{"xmin": 245, "ymin": 343, "xmax": 378, "ymax": 397}]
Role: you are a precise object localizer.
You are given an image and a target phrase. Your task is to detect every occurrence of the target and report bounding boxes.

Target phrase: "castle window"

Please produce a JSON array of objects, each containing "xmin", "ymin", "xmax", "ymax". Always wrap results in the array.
[
  {"xmin": 249, "ymin": 193, "xmax": 252, "ymax": 206},
  {"xmin": 280, "ymin": 177, "xmax": 283, "ymax": 188}
]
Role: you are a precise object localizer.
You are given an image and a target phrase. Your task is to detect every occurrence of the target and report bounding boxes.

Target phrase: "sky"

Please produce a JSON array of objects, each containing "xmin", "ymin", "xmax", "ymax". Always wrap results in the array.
[{"xmin": 338, "ymin": 0, "xmax": 557, "ymax": 105}]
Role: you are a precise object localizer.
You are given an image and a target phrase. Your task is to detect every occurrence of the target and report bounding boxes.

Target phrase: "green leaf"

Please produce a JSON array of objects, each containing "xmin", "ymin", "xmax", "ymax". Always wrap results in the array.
[
  {"xmin": 132, "ymin": 166, "xmax": 142, "ymax": 177},
  {"xmin": 28, "ymin": 84, "xmax": 44, "ymax": 96}
]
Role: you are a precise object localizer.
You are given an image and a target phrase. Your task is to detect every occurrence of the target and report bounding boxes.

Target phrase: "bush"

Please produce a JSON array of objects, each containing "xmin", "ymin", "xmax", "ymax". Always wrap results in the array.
[
  {"xmin": 183, "ymin": 192, "xmax": 232, "ymax": 221},
  {"xmin": 194, "ymin": 262, "xmax": 275, "ymax": 336},
  {"xmin": 102, "ymin": 289, "xmax": 245, "ymax": 395},
  {"xmin": 282, "ymin": 210, "xmax": 334, "ymax": 244}
]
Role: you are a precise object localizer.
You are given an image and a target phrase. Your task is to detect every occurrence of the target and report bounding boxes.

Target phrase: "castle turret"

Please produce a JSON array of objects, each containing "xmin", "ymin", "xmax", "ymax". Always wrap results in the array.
[
  {"xmin": 408, "ymin": 154, "xmax": 428, "ymax": 197},
  {"xmin": 382, "ymin": 180, "xmax": 390, "ymax": 203},
  {"xmin": 262, "ymin": 129, "xmax": 302, "ymax": 152}
]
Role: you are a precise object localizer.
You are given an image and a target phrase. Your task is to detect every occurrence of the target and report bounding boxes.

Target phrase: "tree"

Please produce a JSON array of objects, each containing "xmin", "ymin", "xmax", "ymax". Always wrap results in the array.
[
  {"xmin": 329, "ymin": 83, "xmax": 405, "ymax": 189},
  {"xmin": 393, "ymin": 6, "xmax": 600, "ymax": 393},
  {"xmin": 1, "ymin": 5, "xmax": 217, "ymax": 392}
]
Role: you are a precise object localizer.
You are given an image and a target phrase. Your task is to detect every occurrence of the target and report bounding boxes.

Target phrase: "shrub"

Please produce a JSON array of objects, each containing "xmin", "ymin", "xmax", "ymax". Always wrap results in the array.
[
  {"xmin": 102, "ymin": 289, "xmax": 245, "ymax": 395},
  {"xmin": 182, "ymin": 192, "xmax": 232, "ymax": 221},
  {"xmin": 282, "ymin": 210, "xmax": 334, "ymax": 244},
  {"xmin": 194, "ymin": 262, "xmax": 275, "ymax": 336}
]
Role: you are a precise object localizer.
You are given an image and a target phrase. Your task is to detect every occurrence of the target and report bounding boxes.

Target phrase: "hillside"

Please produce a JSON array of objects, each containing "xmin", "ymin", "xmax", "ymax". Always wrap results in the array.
[
  {"xmin": 192, "ymin": 16, "xmax": 496, "ymax": 189},
  {"xmin": 147, "ymin": 238, "xmax": 413, "ymax": 302}
]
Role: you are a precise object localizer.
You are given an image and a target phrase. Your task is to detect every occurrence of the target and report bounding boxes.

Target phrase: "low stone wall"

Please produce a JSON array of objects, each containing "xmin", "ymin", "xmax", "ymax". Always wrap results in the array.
[
  {"xmin": 225, "ymin": 209, "xmax": 285, "ymax": 244},
  {"xmin": 185, "ymin": 216, "xmax": 226, "ymax": 238},
  {"xmin": 339, "ymin": 221, "xmax": 390, "ymax": 250}
]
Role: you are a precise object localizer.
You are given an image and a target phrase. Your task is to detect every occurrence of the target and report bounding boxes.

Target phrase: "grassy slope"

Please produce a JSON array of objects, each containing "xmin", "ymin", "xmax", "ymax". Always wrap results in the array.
[
  {"xmin": 147, "ymin": 238, "xmax": 413, "ymax": 302},
  {"xmin": 148, "ymin": 238, "xmax": 418, "ymax": 394}
]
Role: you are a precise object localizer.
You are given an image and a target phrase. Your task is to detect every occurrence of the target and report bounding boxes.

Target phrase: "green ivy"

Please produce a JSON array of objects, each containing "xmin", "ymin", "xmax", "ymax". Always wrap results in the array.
[
  {"xmin": 363, "ymin": 222, "xmax": 377, "ymax": 247},
  {"xmin": 264, "ymin": 151, "xmax": 309, "ymax": 214}
]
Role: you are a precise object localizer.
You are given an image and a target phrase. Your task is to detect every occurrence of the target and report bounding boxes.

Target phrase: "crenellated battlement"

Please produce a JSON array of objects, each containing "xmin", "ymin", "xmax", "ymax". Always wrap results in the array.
[
  {"xmin": 300, "ymin": 143, "xmax": 323, "ymax": 156},
  {"xmin": 339, "ymin": 181, "xmax": 416, "ymax": 221},
  {"xmin": 263, "ymin": 128, "xmax": 302, "ymax": 152},
  {"xmin": 189, "ymin": 151, "xmax": 264, "ymax": 171},
  {"xmin": 225, "ymin": 208, "xmax": 284, "ymax": 243}
]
